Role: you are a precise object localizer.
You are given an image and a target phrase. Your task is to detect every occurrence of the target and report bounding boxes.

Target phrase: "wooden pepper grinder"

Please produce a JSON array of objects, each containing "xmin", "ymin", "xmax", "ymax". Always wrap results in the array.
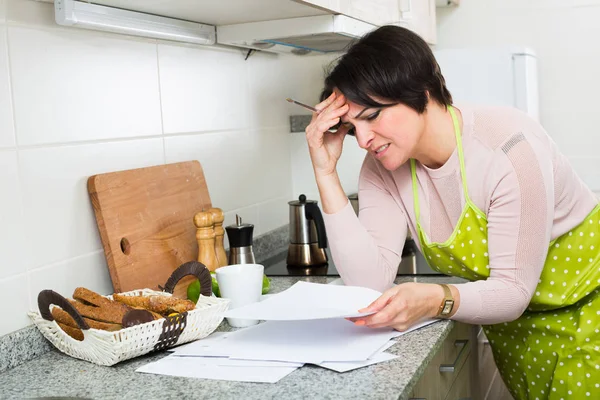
[
  {"xmin": 193, "ymin": 210, "xmax": 219, "ymax": 272},
  {"xmin": 209, "ymin": 207, "xmax": 227, "ymax": 268}
]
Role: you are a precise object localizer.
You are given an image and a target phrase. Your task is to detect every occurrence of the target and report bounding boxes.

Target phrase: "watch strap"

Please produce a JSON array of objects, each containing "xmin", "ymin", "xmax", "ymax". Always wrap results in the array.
[{"xmin": 437, "ymin": 284, "xmax": 454, "ymax": 317}]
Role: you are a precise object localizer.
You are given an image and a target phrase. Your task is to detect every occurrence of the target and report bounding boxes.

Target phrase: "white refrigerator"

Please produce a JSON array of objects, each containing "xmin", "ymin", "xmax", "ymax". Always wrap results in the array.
[{"xmin": 433, "ymin": 46, "xmax": 540, "ymax": 122}]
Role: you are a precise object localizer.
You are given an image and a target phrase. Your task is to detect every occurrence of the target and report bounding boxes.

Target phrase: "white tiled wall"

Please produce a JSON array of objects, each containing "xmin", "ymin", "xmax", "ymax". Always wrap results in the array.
[
  {"xmin": 436, "ymin": 0, "xmax": 600, "ymax": 192},
  {"xmin": 0, "ymin": 0, "xmax": 333, "ymax": 336},
  {"xmin": 0, "ymin": 27, "xmax": 13, "ymax": 147},
  {"xmin": 290, "ymin": 132, "xmax": 367, "ymax": 202},
  {"xmin": 9, "ymin": 26, "xmax": 163, "ymax": 145},
  {"xmin": 0, "ymin": 150, "xmax": 25, "ymax": 280}
]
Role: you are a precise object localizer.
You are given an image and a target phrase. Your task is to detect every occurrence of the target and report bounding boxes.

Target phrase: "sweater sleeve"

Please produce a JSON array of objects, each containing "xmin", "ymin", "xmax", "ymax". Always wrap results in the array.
[
  {"xmin": 322, "ymin": 156, "xmax": 407, "ymax": 292},
  {"xmin": 452, "ymin": 133, "xmax": 554, "ymax": 324}
]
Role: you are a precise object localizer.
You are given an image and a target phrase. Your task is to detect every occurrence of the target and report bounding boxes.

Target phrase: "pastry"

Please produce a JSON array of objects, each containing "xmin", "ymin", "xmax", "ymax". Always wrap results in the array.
[
  {"xmin": 51, "ymin": 307, "xmax": 122, "ymax": 331},
  {"xmin": 68, "ymin": 299, "xmax": 126, "ymax": 325},
  {"xmin": 57, "ymin": 322, "xmax": 84, "ymax": 341},
  {"xmin": 74, "ymin": 287, "xmax": 130, "ymax": 314},
  {"xmin": 148, "ymin": 295, "xmax": 196, "ymax": 314},
  {"xmin": 113, "ymin": 293, "xmax": 195, "ymax": 315}
]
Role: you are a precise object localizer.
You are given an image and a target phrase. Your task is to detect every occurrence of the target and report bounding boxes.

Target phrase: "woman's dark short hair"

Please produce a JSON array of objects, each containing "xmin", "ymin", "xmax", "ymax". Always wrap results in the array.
[{"xmin": 321, "ymin": 25, "xmax": 452, "ymax": 113}]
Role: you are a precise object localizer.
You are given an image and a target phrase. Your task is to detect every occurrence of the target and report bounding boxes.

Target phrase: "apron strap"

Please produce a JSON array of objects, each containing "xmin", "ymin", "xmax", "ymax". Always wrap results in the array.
[
  {"xmin": 410, "ymin": 105, "xmax": 468, "ymax": 227},
  {"xmin": 449, "ymin": 106, "xmax": 470, "ymax": 202}
]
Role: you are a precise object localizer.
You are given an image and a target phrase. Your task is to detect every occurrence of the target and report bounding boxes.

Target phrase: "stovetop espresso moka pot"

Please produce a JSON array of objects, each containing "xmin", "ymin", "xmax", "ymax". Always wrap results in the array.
[{"xmin": 287, "ymin": 194, "xmax": 328, "ymax": 267}]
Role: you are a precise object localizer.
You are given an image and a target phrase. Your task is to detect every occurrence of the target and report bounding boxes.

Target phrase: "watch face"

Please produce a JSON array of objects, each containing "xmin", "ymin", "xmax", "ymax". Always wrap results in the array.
[{"xmin": 442, "ymin": 300, "xmax": 454, "ymax": 315}]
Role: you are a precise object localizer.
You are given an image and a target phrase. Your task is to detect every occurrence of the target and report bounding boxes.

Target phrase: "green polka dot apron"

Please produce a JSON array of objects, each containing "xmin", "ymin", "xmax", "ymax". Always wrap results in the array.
[{"xmin": 410, "ymin": 106, "xmax": 600, "ymax": 400}]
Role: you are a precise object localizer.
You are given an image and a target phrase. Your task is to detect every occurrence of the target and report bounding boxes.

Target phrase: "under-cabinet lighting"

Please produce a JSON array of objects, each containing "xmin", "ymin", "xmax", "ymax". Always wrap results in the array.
[{"xmin": 55, "ymin": 0, "xmax": 216, "ymax": 45}]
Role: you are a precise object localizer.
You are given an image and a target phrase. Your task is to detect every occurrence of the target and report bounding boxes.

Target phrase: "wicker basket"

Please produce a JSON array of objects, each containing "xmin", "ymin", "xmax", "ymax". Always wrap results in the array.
[{"xmin": 28, "ymin": 262, "xmax": 230, "ymax": 366}]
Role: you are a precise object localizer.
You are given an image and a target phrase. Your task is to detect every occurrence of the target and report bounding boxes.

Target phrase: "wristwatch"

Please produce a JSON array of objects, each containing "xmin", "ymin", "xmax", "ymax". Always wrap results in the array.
[{"xmin": 437, "ymin": 284, "xmax": 454, "ymax": 317}]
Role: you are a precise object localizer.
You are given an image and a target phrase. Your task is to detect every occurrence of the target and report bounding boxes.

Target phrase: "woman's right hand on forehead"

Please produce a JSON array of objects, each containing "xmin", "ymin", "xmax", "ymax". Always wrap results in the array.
[{"xmin": 305, "ymin": 92, "xmax": 351, "ymax": 178}]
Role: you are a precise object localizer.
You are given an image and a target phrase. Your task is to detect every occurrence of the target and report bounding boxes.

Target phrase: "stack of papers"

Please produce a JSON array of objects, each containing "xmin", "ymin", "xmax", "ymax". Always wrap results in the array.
[{"xmin": 136, "ymin": 282, "xmax": 440, "ymax": 383}]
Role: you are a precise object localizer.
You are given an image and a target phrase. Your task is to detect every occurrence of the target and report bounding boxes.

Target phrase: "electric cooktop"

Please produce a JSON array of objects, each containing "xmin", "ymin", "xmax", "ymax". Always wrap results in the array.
[{"xmin": 262, "ymin": 242, "xmax": 441, "ymax": 277}]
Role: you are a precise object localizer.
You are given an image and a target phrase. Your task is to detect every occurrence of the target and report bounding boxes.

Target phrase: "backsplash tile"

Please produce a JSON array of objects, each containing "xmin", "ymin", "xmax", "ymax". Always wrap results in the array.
[
  {"xmin": 0, "ymin": 273, "xmax": 30, "ymax": 336},
  {"xmin": 0, "ymin": 27, "xmax": 14, "ymax": 147},
  {"xmin": 158, "ymin": 43, "xmax": 249, "ymax": 134},
  {"xmin": 18, "ymin": 138, "xmax": 165, "ymax": 269},
  {"xmin": 164, "ymin": 127, "xmax": 293, "ymax": 212},
  {"xmin": 8, "ymin": 26, "xmax": 162, "ymax": 146},
  {"xmin": 290, "ymin": 131, "xmax": 320, "ymax": 199},
  {"xmin": 258, "ymin": 196, "xmax": 290, "ymax": 235},
  {"xmin": 246, "ymin": 52, "xmax": 292, "ymax": 129},
  {"xmin": 0, "ymin": 150, "xmax": 26, "ymax": 280},
  {"xmin": 28, "ymin": 251, "xmax": 114, "ymax": 308},
  {"xmin": 290, "ymin": 131, "xmax": 364, "ymax": 199},
  {"xmin": 246, "ymin": 53, "xmax": 335, "ymax": 130}
]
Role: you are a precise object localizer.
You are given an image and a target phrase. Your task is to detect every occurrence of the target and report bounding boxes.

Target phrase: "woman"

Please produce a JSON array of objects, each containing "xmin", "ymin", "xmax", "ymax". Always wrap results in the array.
[{"xmin": 305, "ymin": 25, "xmax": 600, "ymax": 399}]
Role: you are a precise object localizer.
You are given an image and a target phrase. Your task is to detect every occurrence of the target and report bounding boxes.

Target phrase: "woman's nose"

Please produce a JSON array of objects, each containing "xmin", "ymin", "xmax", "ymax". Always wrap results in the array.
[{"xmin": 355, "ymin": 128, "xmax": 375, "ymax": 150}]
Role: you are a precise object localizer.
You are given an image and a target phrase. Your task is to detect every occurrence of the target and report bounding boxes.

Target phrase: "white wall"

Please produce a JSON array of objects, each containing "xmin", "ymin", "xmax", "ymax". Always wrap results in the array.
[
  {"xmin": 290, "ymin": 133, "xmax": 367, "ymax": 202},
  {"xmin": 436, "ymin": 0, "xmax": 600, "ymax": 191},
  {"xmin": 0, "ymin": 0, "xmax": 332, "ymax": 336}
]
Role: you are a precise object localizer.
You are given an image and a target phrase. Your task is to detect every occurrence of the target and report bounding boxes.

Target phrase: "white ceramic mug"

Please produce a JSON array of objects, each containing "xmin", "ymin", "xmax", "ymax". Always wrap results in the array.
[{"xmin": 215, "ymin": 263, "xmax": 264, "ymax": 328}]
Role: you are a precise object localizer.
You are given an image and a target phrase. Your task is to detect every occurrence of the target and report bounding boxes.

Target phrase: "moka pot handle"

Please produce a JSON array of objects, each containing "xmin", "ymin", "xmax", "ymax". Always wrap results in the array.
[{"xmin": 304, "ymin": 202, "xmax": 328, "ymax": 249}]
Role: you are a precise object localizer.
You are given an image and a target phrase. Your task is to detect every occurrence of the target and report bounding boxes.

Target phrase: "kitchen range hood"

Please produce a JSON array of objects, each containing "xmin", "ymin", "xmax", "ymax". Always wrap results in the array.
[{"xmin": 218, "ymin": 15, "xmax": 377, "ymax": 55}]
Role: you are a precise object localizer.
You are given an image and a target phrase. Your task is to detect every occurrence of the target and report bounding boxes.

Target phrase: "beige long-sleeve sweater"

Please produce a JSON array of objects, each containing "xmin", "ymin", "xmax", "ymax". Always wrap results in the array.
[{"xmin": 322, "ymin": 104, "xmax": 598, "ymax": 324}]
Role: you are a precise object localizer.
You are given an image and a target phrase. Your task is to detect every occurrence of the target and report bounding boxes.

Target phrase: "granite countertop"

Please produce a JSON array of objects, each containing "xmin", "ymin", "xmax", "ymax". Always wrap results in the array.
[{"xmin": 0, "ymin": 275, "xmax": 466, "ymax": 400}]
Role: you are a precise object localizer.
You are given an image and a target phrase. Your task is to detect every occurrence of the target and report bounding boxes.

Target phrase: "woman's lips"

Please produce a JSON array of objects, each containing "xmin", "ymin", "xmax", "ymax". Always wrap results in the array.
[{"xmin": 374, "ymin": 144, "xmax": 390, "ymax": 158}]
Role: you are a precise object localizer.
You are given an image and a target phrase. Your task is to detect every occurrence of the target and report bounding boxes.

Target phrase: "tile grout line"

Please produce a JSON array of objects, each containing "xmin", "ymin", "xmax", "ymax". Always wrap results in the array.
[
  {"xmin": 27, "ymin": 249, "xmax": 104, "ymax": 275},
  {"xmin": 8, "ymin": 124, "xmax": 292, "ymax": 152},
  {"xmin": 4, "ymin": 22, "xmax": 33, "ymax": 314},
  {"xmin": 155, "ymin": 41, "xmax": 167, "ymax": 165}
]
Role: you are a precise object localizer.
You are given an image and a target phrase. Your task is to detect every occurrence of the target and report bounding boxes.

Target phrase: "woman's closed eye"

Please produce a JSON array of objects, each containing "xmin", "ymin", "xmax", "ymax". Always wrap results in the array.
[
  {"xmin": 366, "ymin": 110, "xmax": 381, "ymax": 121},
  {"xmin": 345, "ymin": 110, "xmax": 380, "ymax": 136}
]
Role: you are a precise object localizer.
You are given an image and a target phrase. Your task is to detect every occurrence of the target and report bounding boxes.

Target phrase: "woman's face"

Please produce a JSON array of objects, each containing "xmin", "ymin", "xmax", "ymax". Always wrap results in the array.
[{"xmin": 340, "ymin": 98, "xmax": 425, "ymax": 171}]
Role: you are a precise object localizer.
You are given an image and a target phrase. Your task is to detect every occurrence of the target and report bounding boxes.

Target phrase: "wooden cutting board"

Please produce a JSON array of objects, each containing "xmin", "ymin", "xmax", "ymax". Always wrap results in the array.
[{"xmin": 88, "ymin": 161, "xmax": 212, "ymax": 299}]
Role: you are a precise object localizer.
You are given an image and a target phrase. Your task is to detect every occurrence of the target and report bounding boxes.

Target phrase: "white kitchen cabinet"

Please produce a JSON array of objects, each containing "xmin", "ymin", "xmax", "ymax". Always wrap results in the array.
[
  {"xmin": 63, "ymin": 0, "xmax": 437, "ymax": 49},
  {"xmin": 295, "ymin": 0, "xmax": 437, "ymax": 44},
  {"xmin": 293, "ymin": 0, "xmax": 402, "ymax": 26},
  {"xmin": 399, "ymin": 0, "xmax": 437, "ymax": 45}
]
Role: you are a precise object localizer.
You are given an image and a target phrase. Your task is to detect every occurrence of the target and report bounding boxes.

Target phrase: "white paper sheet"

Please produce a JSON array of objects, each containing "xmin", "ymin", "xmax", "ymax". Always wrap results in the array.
[
  {"xmin": 167, "ymin": 332, "xmax": 229, "ymax": 352},
  {"xmin": 136, "ymin": 356, "xmax": 298, "ymax": 383},
  {"xmin": 371, "ymin": 339, "xmax": 397, "ymax": 354},
  {"xmin": 168, "ymin": 354, "xmax": 303, "ymax": 368},
  {"xmin": 197, "ymin": 318, "xmax": 397, "ymax": 364},
  {"xmin": 223, "ymin": 281, "xmax": 381, "ymax": 321},
  {"xmin": 318, "ymin": 351, "xmax": 398, "ymax": 373},
  {"xmin": 315, "ymin": 339, "xmax": 398, "ymax": 372}
]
